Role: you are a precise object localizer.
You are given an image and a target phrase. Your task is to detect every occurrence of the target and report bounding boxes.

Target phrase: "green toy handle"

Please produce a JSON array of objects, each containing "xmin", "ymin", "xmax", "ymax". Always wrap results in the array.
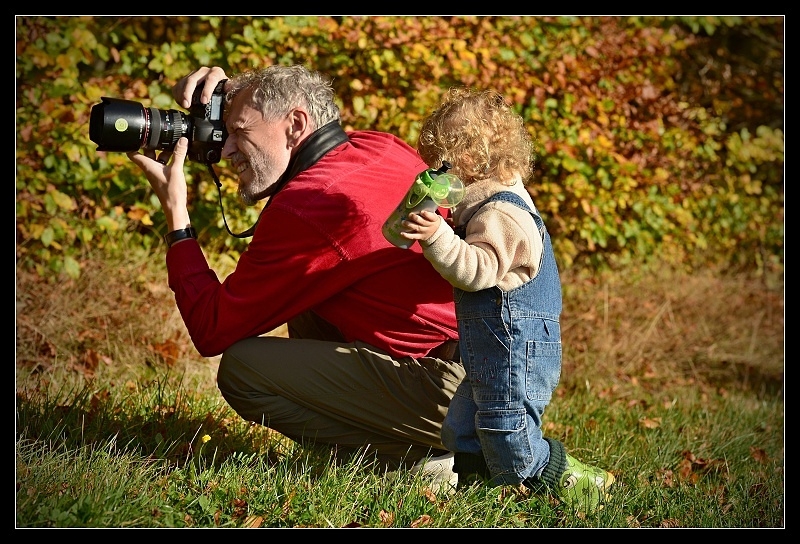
[{"xmin": 404, "ymin": 161, "xmax": 464, "ymax": 209}]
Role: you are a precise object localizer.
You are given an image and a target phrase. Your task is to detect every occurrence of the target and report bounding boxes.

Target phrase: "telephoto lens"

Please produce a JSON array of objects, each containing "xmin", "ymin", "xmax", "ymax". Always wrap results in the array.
[{"xmin": 89, "ymin": 98, "xmax": 189, "ymax": 153}]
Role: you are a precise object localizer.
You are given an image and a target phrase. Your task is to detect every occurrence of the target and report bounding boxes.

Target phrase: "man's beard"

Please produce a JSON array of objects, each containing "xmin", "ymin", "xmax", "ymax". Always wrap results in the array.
[
  {"xmin": 238, "ymin": 182, "xmax": 260, "ymax": 207},
  {"xmin": 237, "ymin": 149, "xmax": 281, "ymax": 206}
]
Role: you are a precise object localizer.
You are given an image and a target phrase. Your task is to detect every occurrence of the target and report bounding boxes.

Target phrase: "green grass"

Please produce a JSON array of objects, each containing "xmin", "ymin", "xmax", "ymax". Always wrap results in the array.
[
  {"xmin": 15, "ymin": 250, "xmax": 784, "ymax": 527},
  {"xmin": 16, "ymin": 369, "xmax": 783, "ymax": 527}
]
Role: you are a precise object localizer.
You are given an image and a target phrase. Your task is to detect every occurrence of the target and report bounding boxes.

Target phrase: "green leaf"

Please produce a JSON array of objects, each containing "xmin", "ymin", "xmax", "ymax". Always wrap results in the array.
[
  {"xmin": 50, "ymin": 189, "xmax": 76, "ymax": 211},
  {"xmin": 41, "ymin": 227, "xmax": 54, "ymax": 247},
  {"xmin": 63, "ymin": 255, "xmax": 81, "ymax": 279}
]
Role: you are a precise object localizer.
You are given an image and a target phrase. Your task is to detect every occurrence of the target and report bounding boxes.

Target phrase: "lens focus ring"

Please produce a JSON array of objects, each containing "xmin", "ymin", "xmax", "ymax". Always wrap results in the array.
[{"xmin": 145, "ymin": 108, "xmax": 188, "ymax": 151}]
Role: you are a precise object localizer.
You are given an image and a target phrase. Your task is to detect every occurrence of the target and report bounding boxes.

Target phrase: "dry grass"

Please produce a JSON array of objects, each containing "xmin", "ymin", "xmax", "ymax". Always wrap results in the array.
[
  {"xmin": 14, "ymin": 251, "xmax": 785, "ymax": 528},
  {"xmin": 559, "ymin": 267, "xmax": 783, "ymax": 400},
  {"xmin": 15, "ymin": 252, "xmax": 784, "ymax": 403}
]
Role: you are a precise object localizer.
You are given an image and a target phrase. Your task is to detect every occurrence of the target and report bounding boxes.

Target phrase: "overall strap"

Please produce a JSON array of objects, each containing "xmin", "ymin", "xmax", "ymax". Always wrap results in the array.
[
  {"xmin": 482, "ymin": 190, "xmax": 535, "ymax": 214},
  {"xmin": 454, "ymin": 191, "xmax": 539, "ymax": 239}
]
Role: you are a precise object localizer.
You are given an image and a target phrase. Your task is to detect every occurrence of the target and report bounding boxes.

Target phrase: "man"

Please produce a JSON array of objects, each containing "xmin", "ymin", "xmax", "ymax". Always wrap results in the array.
[{"xmin": 127, "ymin": 65, "xmax": 464, "ymax": 487}]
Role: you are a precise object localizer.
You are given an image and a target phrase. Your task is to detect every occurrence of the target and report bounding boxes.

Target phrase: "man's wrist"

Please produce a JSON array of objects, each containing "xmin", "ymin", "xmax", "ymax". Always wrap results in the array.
[{"xmin": 164, "ymin": 226, "xmax": 197, "ymax": 248}]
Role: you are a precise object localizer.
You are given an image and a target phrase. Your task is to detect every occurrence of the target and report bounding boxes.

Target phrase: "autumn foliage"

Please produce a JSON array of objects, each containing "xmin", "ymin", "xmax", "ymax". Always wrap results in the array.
[{"xmin": 16, "ymin": 16, "xmax": 783, "ymax": 279}]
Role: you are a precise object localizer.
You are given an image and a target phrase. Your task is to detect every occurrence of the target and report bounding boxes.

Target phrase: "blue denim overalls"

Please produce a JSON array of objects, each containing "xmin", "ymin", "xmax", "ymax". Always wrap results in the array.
[{"xmin": 441, "ymin": 191, "xmax": 563, "ymax": 485}]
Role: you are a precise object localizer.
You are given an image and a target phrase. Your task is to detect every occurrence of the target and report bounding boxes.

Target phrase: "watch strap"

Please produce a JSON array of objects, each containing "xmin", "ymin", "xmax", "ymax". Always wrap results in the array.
[{"xmin": 164, "ymin": 226, "xmax": 197, "ymax": 248}]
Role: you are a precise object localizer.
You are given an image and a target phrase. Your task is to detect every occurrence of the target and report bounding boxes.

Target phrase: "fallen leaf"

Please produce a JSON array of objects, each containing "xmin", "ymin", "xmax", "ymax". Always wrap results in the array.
[
  {"xmin": 639, "ymin": 417, "xmax": 662, "ymax": 429},
  {"xmin": 152, "ymin": 336, "xmax": 182, "ymax": 366},
  {"xmin": 750, "ymin": 447, "xmax": 768, "ymax": 463},
  {"xmin": 625, "ymin": 515, "xmax": 641, "ymax": 528},
  {"xmin": 410, "ymin": 514, "xmax": 432, "ymax": 527},
  {"xmin": 243, "ymin": 515, "xmax": 263, "ymax": 528},
  {"xmin": 656, "ymin": 468, "xmax": 675, "ymax": 488},
  {"xmin": 379, "ymin": 509, "xmax": 394, "ymax": 526},
  {"xmin": 422, "ymin": 488, "xmax": 437, "ymax": 503},
  {"xmin": 81, "ymin": 349, "xmax": 100, "ymax": 372}
]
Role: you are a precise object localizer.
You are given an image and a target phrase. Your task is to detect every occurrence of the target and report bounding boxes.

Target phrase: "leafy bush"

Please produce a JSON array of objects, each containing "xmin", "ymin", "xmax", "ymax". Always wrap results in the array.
[{"xmin": 16, "ymin": 16, "xmax": 783, "ymax": 279}]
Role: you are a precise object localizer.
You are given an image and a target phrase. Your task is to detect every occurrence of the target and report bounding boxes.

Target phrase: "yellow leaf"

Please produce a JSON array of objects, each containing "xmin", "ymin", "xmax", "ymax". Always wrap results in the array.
[
  {"xmin": 352, "ymin": 96, "xmax": 365, "ymax": 115},
  {"xmin": 49, "ymin": 189, "xmax": 76, "ymax": 211},
  {"xmin": 243, "ymin": 515, "xmax": 263, "ymax": 528}
]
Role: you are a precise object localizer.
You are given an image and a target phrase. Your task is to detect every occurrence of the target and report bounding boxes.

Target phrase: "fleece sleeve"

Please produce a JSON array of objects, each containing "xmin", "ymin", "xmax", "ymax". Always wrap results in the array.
[{"xmin": 420, "ymin": 202, "xmax": 542, "ymax": 292}]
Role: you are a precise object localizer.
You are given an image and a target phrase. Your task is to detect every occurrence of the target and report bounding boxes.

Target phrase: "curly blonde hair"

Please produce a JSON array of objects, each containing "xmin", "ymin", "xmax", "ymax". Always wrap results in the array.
[{"xmin": 417, "ymin": 87, "xmax": 535, "ymax": 186}]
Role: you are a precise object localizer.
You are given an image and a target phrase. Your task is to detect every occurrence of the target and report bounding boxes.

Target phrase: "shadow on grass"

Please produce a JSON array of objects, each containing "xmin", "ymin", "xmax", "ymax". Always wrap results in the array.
[{"xmin": 15, "ymin": 371, "xmax": 288, "ymax": 473}]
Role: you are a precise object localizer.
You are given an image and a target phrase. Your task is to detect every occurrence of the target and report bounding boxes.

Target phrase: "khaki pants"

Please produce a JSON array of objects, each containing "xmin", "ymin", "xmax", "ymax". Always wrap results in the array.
[{"xmin": 217, "ymin": 311, "xmax": 465, "ymax": 468}]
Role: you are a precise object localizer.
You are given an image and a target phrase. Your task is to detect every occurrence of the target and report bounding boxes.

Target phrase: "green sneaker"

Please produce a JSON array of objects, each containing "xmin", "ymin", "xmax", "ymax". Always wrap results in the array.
[{"xmin": 554, "ymin": 454, "xmax": 615, "ymax": 513}]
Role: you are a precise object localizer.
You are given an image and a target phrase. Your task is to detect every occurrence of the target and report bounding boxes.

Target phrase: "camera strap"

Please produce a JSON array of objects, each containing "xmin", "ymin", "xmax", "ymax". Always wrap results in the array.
[{"xmin": 208, "ymin": 120, "xmax": 350, "ymax": 238}]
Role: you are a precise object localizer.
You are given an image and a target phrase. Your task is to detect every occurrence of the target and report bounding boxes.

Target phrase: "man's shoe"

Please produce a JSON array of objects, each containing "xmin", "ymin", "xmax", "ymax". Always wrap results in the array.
[
  {"xmin": 554, "ymin": 454, "xmax": 615, "ymax": 513},
  {"xmin": 409, "ymin": 451, "xmax": 458, "ymax": 495}
]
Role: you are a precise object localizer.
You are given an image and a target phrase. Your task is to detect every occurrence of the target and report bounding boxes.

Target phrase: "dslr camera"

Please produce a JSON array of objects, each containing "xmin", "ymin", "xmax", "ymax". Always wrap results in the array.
[{"xmin": 89, "ymin": 80, "xmax": 228, "ymax": 164}]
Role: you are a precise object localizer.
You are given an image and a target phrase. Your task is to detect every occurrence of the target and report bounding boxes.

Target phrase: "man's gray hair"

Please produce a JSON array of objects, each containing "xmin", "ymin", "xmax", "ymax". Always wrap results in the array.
[{"xmin": 226, "ymin": 64, "xmax": 340, "ymax": 131}]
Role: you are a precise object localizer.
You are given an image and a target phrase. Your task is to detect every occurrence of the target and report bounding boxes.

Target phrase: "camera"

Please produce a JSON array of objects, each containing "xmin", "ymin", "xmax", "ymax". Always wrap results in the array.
[{"xmin": 89, "ymin": 80, "xmax": 228, "ymax": 164}]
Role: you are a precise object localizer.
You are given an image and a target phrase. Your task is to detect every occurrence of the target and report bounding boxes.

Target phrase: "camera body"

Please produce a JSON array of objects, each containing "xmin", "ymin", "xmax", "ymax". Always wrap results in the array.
[{"xmin": 89, "ymin": 80, "xmax": 228, "ymax": 164}]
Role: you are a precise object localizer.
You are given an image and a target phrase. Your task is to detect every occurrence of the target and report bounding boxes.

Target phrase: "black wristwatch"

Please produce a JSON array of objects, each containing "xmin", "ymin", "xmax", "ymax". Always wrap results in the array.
[{"xmin": 164, "ymin": 226, "xmax": 197, "ymax": 248}]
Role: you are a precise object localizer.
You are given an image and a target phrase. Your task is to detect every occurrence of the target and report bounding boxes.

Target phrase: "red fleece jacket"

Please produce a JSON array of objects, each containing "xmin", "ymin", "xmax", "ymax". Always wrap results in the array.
[{"xmin": 166, "ymin": 130, "xmax": 458, "ymax": 358}]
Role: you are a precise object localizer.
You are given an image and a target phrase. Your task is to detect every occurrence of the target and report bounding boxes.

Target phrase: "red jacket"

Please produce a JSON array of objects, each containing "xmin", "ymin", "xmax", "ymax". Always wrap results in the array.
[{"xmin": 166, "ymin": 130, "xmax": 458, "ymax": 358}]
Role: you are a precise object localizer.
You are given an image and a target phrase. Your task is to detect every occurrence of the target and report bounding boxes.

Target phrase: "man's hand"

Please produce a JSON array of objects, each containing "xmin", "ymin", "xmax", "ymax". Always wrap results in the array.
[
  {"xmin": 173, "ymin": 66, "xmax": 229, "ymax": 109},
  {"xmin": 127, "ymin": 137, "xmax": 191, "ymax": 232}
]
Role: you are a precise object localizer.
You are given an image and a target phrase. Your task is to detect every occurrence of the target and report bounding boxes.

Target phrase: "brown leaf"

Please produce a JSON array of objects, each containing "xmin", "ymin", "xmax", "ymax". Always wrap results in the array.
[
  {"xmin": 38, "ymin": 338, "xmax": 57, "ymax": 359},
  {"xmin": 749, "ymin": 447, "xmax": 768, "ymax": 463},
  {"xmin": 678, "ymin": 458, "xmax": 698, "ymax": 483},
  {"xmin": 656, "ymin": 468, "xmax": 675, "ymax": 488},
  {"xmin": 379, "ymin": 509, "xmax": 394, "ymax": 526},
  {"xmin": 721, "ymin": 503, "xmax": 733, "ymax": 514},
  {"xmin": 410, "ymin": 514, "xmax": 432, "ymax": 528},
  {"xmin": 152, "ymin": 337, "xmax": 182, "ymax": 366},
  {"xmin": 421, "ymin": 487, "xmax": 438, "ymax": 503},
  {"xmin": 639, "ymin": 417, "xmax": 662, "ymax": 429},
  {"xmin": 748, "ymin": 482, "xmax": 767, "ymax": 498},
  {"xmin": 20, "ymin": 124, "xmax": 33, "ymax": 142},
  {"xmin": 90, "ymin": 390, "xmax": 111, "ymax": 414},
  {"xmin": 71, "ymin": 349, "xmax": 99, "ymax": 377},
  {"xmin": 81, "ymin": 349, "xmax": 100, "ymax": 372}
]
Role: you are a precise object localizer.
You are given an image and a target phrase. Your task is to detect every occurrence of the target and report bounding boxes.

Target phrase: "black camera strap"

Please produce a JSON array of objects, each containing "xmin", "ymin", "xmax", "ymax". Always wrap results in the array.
[{"xmin": 207, "ymin": 120, "xmax": 350, "ymax": 238}]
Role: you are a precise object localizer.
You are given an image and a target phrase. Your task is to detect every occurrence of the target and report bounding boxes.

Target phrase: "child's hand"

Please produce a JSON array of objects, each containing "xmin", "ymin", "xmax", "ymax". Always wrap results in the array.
[{"xmin": 400, "ymin": 210, "xmax": 441, "ymax": 243}]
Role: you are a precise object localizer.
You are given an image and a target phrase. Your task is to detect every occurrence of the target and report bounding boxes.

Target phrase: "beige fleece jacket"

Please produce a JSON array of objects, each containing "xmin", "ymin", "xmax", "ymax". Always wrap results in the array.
[{"xmin": 420, "ymin": 177, "xmax": 544, "ymax": 292}]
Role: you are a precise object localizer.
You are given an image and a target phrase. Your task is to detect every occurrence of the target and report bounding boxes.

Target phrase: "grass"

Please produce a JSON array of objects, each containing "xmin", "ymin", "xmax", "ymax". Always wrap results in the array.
[{"xmin": 15, "ymin": 247, "xmax": 784, "ymax": 528}]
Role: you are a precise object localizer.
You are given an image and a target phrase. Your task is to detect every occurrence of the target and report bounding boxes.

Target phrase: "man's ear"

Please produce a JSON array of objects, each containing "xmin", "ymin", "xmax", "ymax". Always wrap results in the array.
[{"xmin": 287, "ymin": 109, "xmax": 310, "ymax": 145}]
